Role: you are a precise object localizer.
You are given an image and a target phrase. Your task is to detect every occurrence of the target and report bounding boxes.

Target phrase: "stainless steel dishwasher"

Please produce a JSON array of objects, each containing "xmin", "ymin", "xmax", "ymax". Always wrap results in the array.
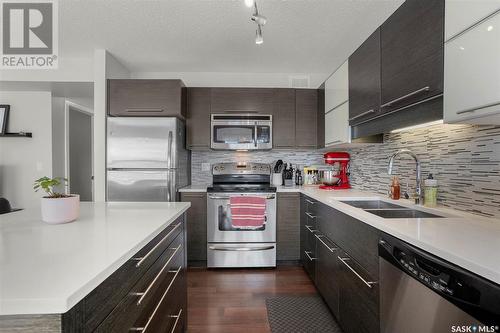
[{"xmin": 379, "ymin": 235, "xmax": 500, "ymax": 333}]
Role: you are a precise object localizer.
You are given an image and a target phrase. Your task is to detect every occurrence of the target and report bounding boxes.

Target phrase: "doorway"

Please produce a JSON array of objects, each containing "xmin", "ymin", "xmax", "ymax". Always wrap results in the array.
[{"xmin": 66, "ymin": 102, "xmax": 93, "ymax": 201}]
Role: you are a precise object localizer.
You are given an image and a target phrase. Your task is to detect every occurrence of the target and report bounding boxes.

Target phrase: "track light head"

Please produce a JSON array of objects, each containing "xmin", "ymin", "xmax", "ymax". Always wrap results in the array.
[
  {"xmin": 251, "ymin": 14, "xmax": 267, "ymax": 26},
  {"xmin": 255, "ymin": 25, "xmax": 263, "ymax": 45}
]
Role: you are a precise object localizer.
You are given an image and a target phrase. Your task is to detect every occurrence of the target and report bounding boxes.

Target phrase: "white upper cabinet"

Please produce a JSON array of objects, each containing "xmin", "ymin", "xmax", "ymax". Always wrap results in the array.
[
  {"xmin": 325, "ymin": 60, "xmax": 349, "ymax": 113},
  {"xmin": 325, "ymin": 101, "xmax": 350, "ymax": 146},
  {"xmin": 444, "ymin": 10, "xmax": 500, "ymax": 124},
  {"xmin": 445, "ymin": 1, "xmax": 500, "ymax": 41}
]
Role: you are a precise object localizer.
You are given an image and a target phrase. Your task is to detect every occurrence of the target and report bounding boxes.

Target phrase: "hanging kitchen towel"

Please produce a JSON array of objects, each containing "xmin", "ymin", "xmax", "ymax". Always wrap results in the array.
[{"xmin": 230, "ymin": 196, "xmax": 266, "ymax": 228}]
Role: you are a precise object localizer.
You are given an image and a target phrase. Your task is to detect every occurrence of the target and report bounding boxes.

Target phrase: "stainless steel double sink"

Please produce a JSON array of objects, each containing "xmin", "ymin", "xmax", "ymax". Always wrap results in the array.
[{"xmin": 341, "ymin": 200, "xmax": 446, "ymax": 219}]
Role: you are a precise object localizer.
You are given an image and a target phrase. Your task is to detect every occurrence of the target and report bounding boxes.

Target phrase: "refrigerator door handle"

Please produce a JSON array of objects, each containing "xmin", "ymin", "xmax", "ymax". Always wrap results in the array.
[{"xmin": 167, "ymin": 131, "xmax": 173, "ymax": 169}]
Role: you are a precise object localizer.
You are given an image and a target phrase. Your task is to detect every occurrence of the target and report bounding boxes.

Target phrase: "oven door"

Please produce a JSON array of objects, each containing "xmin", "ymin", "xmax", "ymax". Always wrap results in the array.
[{"xmin": 207, "ymin": 192, "xmax": 276, "ymax": 243}]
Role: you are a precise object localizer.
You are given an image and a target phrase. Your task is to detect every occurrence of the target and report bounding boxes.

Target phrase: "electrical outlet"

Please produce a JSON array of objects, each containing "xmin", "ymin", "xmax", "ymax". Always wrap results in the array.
[{"xmin": 201, "ymin": 163, "xmax": 211, "ymax": 172}]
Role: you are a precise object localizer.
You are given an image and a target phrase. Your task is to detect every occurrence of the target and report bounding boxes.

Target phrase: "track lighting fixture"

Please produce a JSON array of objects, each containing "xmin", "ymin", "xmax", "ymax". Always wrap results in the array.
[{"xmin": 247, "ymin": 0, "xmax": 266, "ymax": 45}]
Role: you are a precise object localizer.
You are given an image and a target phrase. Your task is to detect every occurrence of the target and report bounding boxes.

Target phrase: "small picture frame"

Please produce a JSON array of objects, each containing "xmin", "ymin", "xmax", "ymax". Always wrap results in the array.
[{"xmin": 0, "ymin": 105, "xmax": 9, "ymax": 134}]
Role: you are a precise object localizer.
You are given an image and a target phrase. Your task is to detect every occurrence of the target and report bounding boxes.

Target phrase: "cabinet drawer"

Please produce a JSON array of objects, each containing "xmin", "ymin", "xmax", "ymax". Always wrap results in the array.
[
  {"xmin": 302, "ymin": 195, "xmax": 318, "ymax": 216},
  {"xmin": 315, "ymin": 234, "xmax": 341, "ymax": 319},
  {"xmin": 319, "ymin": 206, "xmax": 379, "ymax": 279},
  {"xmin": 108, "ymin": 79, "xmax": 186, "ymax": 117},
  {"xmin": 338, "ymin": 251, "xmax": 379, "ymax": 333},
  {"xmin": 96, "ymin": 233, "xmax": 185, "ymax": 332},
  {"xmin": 83, "ymin": 218, "xmax": 184, "ymax": 331}
]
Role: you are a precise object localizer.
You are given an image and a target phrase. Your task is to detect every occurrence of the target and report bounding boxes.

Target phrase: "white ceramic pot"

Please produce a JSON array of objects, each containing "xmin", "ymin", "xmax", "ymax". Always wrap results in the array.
[{"xmin": 40, "ymin": 195, "xmax": 80, "ymax": 224}]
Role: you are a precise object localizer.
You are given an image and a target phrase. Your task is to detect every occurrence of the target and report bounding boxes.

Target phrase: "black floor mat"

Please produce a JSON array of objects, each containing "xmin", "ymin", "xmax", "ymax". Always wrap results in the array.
[{"xmin": 266, "ymin": 295, "xmax": 343, "ymax": 333}]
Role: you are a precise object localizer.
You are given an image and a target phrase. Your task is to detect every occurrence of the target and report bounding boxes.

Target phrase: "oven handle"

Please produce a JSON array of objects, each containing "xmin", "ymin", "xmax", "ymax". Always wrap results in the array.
[
  {"xmin": 209, "ymin": 245, "xmax": 275, "ymax": 251},
  {"xmin": 208, "ymin": 194, "xmax": 276, "ymax": 200}
]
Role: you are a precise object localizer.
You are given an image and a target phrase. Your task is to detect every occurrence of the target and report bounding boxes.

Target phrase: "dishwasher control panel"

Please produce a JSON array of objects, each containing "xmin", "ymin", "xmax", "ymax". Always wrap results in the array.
[
  {"xmin": 379, "ymin": 238, "xmax": 480, "ymax": 305},
  {"xmin": 394, "ymin": 248, "xmax": 456, "ymax": 296}
]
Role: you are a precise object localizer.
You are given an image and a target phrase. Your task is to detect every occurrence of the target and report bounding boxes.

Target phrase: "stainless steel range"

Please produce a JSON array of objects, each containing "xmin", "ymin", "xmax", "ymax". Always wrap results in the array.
[{"xmin": 207, "ymin": 162, "xmax": 276, "ymax": 268}]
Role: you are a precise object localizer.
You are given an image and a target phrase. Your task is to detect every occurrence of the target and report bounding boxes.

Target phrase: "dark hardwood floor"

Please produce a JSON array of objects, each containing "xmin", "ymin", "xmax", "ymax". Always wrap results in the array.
[{"xmin": 187, "ymin": 266, "xmax": 317, "ymax": 333}]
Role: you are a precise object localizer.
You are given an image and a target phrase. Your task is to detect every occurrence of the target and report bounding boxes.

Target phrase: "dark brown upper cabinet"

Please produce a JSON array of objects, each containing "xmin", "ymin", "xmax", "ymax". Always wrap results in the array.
[
  {"xmin": 348, "ymin": 29, "xmax": 381, "ymax": 126},
  {"xmin": 272, "ymin": 88, "xmax": 296, "ymax": 149},
  {"xmin": 295, "ymin": 89, "xmax": 319, "ymax": 149},
  {"xmin": 186, "ymin": 88, "xmax": 211, "ymax": 150},
  {"xmin": 108, "ymin": 79, "xmax": 186, "ymax": 118},
  {"xmin": 210, "ymin": 88, "xmax": 274, "ymax": 114},
  {"xmin": 380, "ymin": 0, "xmax": 444, "ymax": 113}
]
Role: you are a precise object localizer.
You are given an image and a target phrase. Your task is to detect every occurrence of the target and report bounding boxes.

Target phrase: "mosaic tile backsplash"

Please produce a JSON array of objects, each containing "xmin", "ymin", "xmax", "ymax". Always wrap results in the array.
[{"xmin": 191, "ymin": 123, "xmax": 500, "ymax": 217}]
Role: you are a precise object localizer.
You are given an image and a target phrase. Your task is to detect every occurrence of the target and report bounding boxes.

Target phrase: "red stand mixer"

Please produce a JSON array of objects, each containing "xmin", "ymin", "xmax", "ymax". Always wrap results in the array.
[{"xmin": 319, "ymin": 152, "xmax": 351, "ymax": 190}]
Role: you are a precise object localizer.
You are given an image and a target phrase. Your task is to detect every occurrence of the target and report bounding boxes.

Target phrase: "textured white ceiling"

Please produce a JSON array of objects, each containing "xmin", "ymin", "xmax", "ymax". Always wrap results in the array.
[{"xmin": 59, "ymin": 0, "xmax": 403, "ymax": 77}]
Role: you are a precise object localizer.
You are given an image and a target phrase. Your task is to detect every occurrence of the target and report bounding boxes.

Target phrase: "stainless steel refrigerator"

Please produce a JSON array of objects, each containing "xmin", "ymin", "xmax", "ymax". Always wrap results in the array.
[{"xmin": 107, "ymin": 117, "xmax": 190, "ymax": 202}]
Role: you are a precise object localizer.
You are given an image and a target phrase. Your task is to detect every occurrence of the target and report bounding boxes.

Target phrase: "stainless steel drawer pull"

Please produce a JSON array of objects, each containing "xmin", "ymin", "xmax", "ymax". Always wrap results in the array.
[
  {"xmin": 132, "ymin": 223, "xmax": 181, "ymax": 267},
  {"xmin": 208, "ymin": 245, "xmax": 275, "ymax": 251},
  {"xmin": 304, "ymin": 251, "xmax": 317, "ymax": 261},
  {"xmin": 456, "ymin": 101, "xmax": 500, "ymax": 115},
  {"xmin": 131, "ymin": 245, "xmax": 182, "ymax": 305},
  {"xmin": 305, "ymin": 199, "xmax": 315, "ymax": 205},
  {"xmin": 169, "ymin": 308, "xmax": 183, "ymax": 333},
  {"xmin": 208, "ymin": 194, "xmax": 276, "ymax": 200},
  {"xmin": 125, "ymin": 108, "xmax": 164, "ymax": 112},
  {"xmin": 305, "ymin": 212, "xmax": 316, "ymax": 219},
  {"xmin": 349, "ymin": 109, "xmax": 375, "ymax": 121},
  {"xmin": 337, "ymin": 256, "xmax": 376, "ymax": 289},
  {"xmin": 315, "ymin": 234, "xmax": 337, "ymax": 252},
  {"xmin": 305, "ymin": 225, "xmax": 317, "ymax": 233},
  {"xmin": 130, "ymin": 266, "xmax": 182, "ymax": 333},
  {"xmin": 381, "ymin": 86, "xmax": 430, "ymax": 108}
]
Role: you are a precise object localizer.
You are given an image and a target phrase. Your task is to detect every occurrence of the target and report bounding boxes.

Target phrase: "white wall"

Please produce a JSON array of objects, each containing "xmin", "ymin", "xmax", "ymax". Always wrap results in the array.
[
  {"xmin": 0, "ymin": 57, "xmax": 94, "ymax": 82},
  {"xmin": 131, "ymin": 71, "xmax": 326, "ymax": 88},
  {"xmin": 0, "ymin": 91, "xmax": 53, "ymax": 208},
  {"xmin": 93, "ymin": 50, "xmax": 130, "ymax": 202}
]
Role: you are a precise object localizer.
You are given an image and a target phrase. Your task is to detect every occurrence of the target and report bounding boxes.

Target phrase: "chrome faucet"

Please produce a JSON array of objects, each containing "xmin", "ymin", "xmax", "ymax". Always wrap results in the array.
[{"xmin": 388, "ymin": 149, "xmax": 422, "ymax": 204}]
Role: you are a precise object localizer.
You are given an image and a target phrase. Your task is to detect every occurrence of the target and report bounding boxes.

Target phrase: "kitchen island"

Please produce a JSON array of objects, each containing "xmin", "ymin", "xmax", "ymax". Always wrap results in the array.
[{"xmin": 0, "ymin": 202, "xmax": 190, "ymax": 332}]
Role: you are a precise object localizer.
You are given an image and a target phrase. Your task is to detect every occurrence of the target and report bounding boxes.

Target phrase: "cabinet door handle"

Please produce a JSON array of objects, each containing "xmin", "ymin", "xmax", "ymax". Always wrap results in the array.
[
  {"xmin": 209, "ymin": 245, "xmax": 275, "ymax": 251},
  {"xmin": 456, "ymin": 101, "xmax": 500, "ymax": 115},
  {"xmin": 349, "ymin": 109, "xmax": 375, "ymax": 121},
  {"xmin": 169, "ymin": 308, "xmax": 183, "ymax": 333},
  {"xmin": 305, "ymin": 225, "xmax": 317, "ymax": 233},
  {"xmin": 381, "ymin": 86, "xmax": 430, "ymax": 108},
  {"xmin": 304, "ymin": 251, "xmax": 317, "ymax": 261},
  {"xmin": 131, "ymin": 245, "xmax": 182, "ymax": 305},
  {"xmin": 305, "ymin": 212, "xmax": 316, "ymax": 219},
  {"xmin": 315, "ymin": 234, "xmax": 337, "ymax": 252},
  {"xmin": 132, "ymin": 223, "xmax": 181, "ymax": 267},
  {"xmin": 305, "ymin": 199, "xmax": 315, "ymax": 205},
  {"xmin": 125, "ymin": 108, "xmax": 164, "ymax": 113},
  {"xmin": 337, "ymin": 256, "xmax": 376, "ymax": 289},
  {"xmin": 130, "ymin": 266, "xmax": 182, "ymax": 332}
]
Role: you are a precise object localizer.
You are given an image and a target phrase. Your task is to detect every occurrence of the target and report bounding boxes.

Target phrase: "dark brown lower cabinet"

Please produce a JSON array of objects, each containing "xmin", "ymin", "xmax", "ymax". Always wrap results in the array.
[
  {"xmin": 301, "ymin": 194, "xmax": 380, "ymax": 333},
  {"xmin": 338, "ymin": 251, "xmax": 379, "ymax": 333},
  {"xmin": 277, "ymin": 193, "xmax": 300, "ymax": 261},
  {"xmin": 314, "ymin": 234, "xmax": 341, "ymax": 319},
  {"xmin": 180, "ymin": 192, "xmax": 207, "ymax": 264},
  {"xmin": 60, "ymin": 215, "xmax": 188, "ymax": 333},
  {"xmin": 300, "ymin": 195, "xmax": 317, "ymax": 280}
]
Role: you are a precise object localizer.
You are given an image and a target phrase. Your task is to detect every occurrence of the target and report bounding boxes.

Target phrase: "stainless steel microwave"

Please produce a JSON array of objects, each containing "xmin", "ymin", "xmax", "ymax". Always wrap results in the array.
[{"xmin": 211, "ymin": 114, "xmax": 272, "ymax": 150}]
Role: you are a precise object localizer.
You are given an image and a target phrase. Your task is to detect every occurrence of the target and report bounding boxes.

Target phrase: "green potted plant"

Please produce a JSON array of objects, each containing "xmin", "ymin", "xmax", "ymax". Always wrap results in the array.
[{"xmin": 33, "ymin": 177, "xmax": 80, "ymax": 224}]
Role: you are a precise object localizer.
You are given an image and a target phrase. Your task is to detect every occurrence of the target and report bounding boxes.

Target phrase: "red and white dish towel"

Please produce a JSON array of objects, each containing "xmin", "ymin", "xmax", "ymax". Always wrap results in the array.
[{"xmin": 230, "ymin": 196, "xmax": 266, "ymax": 229}]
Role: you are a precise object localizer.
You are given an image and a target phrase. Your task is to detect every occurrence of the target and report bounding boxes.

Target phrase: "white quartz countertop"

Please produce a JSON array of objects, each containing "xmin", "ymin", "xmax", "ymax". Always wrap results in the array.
[
  {"xmin": 298, "ymin": 186, "xmax": 500, "ymax": 285},
  {"xmin": 179, "ymin": 184, "xmax": 500, "ymax": 284},
  {"xmin": 0, "ymin": 202, "xmax": 190, "ymax": 316}
]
